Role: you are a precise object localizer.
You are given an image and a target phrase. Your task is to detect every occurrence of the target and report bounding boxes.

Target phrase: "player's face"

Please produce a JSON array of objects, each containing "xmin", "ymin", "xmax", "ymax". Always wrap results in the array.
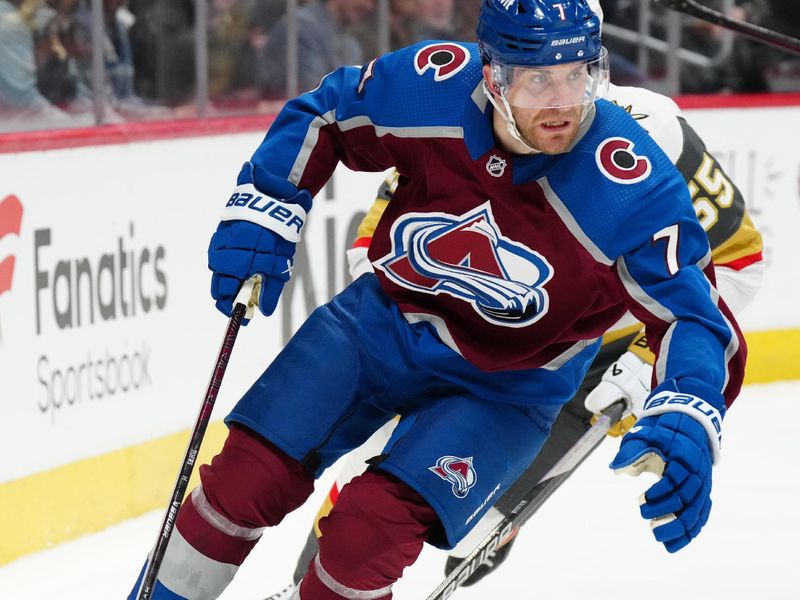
[
  {"xmin": 484, "ymin": 62, "xmax": 586, "ymax": 154},
  {"xmin": 506, "ymin": 62, "xmax": 588, "ymax": 154}
]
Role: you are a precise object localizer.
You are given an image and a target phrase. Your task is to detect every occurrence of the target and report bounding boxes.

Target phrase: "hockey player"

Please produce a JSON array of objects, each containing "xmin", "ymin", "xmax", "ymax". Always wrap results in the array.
[
  {"xmin": 272, "ymin": 2, "xmax": 765, "ymax": 588},
  {"xmin": 274, "ymin": 84, "xmax": 765, "ymax": 591},
  {"xmin": 131, "ymin": 1, "xmax": 747, "ymax": 599}
]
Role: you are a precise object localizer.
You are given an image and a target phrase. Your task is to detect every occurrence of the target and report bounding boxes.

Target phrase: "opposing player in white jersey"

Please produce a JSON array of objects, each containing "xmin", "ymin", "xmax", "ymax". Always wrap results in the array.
[
  {"xmin": 270, "ymin": 52, "xmax": 764, "ymax": 600},
  {"xmin": 130, "ymin": 2, "xmax": 748, "ymax": 598}
]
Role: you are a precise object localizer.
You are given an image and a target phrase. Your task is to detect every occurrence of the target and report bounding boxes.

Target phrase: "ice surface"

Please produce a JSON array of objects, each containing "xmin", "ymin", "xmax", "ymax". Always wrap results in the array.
[{"xmin": 1, "ymin": 382, "xmax": 797, "ymax": 599}]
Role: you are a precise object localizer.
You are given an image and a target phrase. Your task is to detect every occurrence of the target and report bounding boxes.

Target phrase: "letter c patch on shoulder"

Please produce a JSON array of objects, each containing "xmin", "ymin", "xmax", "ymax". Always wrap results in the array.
[
  {"xmin": 414, "ymin": 43, "xmax": 470, "ymax": 82},
  {"xmin": 595, "ymin": 137, "xmax": 652, "ymax": 185}
]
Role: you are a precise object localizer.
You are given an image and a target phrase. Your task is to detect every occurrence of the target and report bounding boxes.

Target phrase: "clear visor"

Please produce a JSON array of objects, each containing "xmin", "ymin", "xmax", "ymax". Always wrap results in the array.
[{"xmin": 491, "ymin": 47, "xmax": 609, "ymax": 110}]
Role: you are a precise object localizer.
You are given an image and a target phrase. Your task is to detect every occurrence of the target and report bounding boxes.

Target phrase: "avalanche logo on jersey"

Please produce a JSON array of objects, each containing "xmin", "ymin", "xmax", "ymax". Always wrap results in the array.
[
  {"xmin": 414, "ymin": 43, "xmax": 470, "ymax": 82},
  {"xmin": 595, "ymin": 137, "xmax": 652, "ymax": 184},
  {"xmin": 377, "ymin": 202, "xmax": 554, "ymax": 328},
  {"xmin": 429, "ymin": 455, "xmax": 477, "ymax": 499}
]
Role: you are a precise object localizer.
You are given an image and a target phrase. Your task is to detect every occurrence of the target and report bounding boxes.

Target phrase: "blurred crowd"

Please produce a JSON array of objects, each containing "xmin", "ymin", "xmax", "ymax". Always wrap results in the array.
[
  {"xmin": 1, "ymin": 0, "xmax": 798, "ymax": 133},
  {"xmin": 603, "ymin": 0, "xmax": 800, "ymax": 94}
]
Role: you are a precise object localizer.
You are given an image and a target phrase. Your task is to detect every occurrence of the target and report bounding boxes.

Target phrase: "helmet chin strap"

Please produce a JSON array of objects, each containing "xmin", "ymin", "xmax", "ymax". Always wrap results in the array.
[{"xmin": 482, "ymin": 81, "xmax": 540, "ymax": 155}]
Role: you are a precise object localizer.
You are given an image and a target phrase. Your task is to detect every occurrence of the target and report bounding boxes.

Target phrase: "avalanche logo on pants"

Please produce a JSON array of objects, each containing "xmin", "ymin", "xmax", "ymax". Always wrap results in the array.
[
  {"xmin": 377, "ymin": 202, "xmax": 554, "ymax": 327},
  {"xmin": 429, "ymin": 456, "xmax": 477, "ymax": 499}
]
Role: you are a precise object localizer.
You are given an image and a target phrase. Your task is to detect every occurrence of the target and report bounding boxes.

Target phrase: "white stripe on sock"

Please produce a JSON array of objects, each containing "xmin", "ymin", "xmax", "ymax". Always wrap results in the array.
[
  {"xmin": 192, "ymin": 485, "xmax": 265, "ymax": 540},
  {"xmin": 313, "ymin": 554, "xmax": 393, "ymax": 599},
  {"xmin": 158, "ymin": 529, "xmax": 239, "ymax": 599}
]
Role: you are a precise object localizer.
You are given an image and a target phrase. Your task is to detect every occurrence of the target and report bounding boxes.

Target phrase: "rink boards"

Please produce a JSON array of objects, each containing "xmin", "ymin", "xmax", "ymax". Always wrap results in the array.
[{"xmin": 0, "ymin": 98, "xmax": 798, "ymax": 565}]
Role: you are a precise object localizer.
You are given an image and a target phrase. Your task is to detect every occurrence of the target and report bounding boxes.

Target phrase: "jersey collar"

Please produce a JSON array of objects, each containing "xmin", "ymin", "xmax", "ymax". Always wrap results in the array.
[{"xmin": 463, "ymin": 80, "xmax": 498, "ymax": 161}]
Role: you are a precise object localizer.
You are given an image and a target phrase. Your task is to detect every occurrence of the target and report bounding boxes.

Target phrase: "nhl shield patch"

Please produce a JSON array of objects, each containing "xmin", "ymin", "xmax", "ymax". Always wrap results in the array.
[{"xmin": 486, "ymin": 155, "xmax": 507, "ymax": 177}]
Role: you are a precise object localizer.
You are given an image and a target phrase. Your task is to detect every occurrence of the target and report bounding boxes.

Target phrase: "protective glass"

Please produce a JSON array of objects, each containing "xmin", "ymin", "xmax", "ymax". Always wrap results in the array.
[{"xmin": 491, "ymin": 48, "xmax": 609, "ymax": 110}]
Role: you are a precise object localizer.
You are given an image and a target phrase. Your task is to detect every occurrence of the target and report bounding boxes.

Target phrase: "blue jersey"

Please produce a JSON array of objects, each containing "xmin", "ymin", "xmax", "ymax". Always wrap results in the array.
[{"xmin": 245, "ymin": 41, "xmax": 745, "ymax": 411}]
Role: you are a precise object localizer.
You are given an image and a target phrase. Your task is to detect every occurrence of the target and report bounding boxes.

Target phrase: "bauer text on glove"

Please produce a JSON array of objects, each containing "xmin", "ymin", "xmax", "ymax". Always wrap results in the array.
[{"xmin": 208, "ymin": 164, "xmax": 312, "ymax": 321}]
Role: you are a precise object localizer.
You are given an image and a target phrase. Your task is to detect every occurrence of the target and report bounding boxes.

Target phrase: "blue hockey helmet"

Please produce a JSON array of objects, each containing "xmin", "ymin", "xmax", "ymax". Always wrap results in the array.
[{"xmin": 477, "ymin": 0, "xmax": 603, "ymax": 67}]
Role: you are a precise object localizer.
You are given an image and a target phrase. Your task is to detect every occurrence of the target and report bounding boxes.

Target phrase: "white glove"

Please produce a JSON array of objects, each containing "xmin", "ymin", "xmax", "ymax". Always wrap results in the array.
[
  {"xmin": 346, "ymin": 245, "xmax": 375, "ymax": 279},
  {"xmin": 585, "ymin": 351, "xmax": 652, "ymax": 424}
]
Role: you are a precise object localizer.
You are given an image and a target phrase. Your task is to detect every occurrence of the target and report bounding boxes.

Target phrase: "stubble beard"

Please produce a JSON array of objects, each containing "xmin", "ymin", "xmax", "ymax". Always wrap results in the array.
[{"xmin": 513, "ymin": 106, "xmax": 582, "ymax": 155}]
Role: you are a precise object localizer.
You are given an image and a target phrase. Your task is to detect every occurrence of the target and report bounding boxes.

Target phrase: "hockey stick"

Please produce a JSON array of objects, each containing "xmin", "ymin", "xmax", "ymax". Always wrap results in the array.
[
  {"xmin": 135, "ymin": 276, "xmax": 261, "ymax": 600},
  {"xmin": 656, "ymin": 0, "xmax": 800, "ymax": 54},
  {"xmin": 425, "ymin": 401, "xmax": 626, "ymax": 600}
]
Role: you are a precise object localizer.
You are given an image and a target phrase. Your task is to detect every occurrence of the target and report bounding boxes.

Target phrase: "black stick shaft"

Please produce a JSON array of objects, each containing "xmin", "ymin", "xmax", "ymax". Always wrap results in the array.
[
  {"xmin": 658, "ymin": 0, "xmax": 800, "ymax": 54},
  {"xmin": 135, "ymin": 301, "xmax": 247, "ymax": 600}
]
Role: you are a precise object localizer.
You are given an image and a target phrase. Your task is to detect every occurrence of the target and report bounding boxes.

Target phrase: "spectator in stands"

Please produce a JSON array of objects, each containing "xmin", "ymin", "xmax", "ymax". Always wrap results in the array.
[
  {"xmin": 761, "ymin": 0, "xmax": 800, "ymax": 91},
  {"xmin": 248, "ymin": 0, "xmax": 289, "ymax": 36},
  {"xmin": 382, "ymin": 0, "xmax": 453, "ymax": 50},
  {"xmin": 69, "ymin": 0, "xmax": 136, "ymax": 100},
  {"xmin": 409, "ymin": 0, "xmax": 453, "ymax": 41},
  {"xmin": 351, "ymin": 0, "xmax": 453, "ymax": 68},
  {"xmin": 386, "ymin": 0, "xmax": 416, "ymax": 48},
  {"xmin": 0, "ymin": 0, "xmax": 81, "ymax": 131},
  {"xmin": 33, "ymin": 0, "xmax": 80, "ymax": 107},
  {"xmin": 452, "ymin": 0, "xmax": 480, "ymax": 42},
  {"xmin": 257, "ymin": 0, "xmax": 375, "ymax": 98},
  {"xmin": 764, "ymin": 0, "xmax": 800, "ymax": 31},
  {"xmin": 127, "ymin": 0, "xmax": 195, "ymax": 107},
  {"xmin": 54, "ymin": 0, "xmax": 171, "ymax": 121},
  {"xmin": 240, "ymin": 0, "xmax": 290, "ymax": 94},
  {"xmin": 679, "ymin": 0, "xmax": 777, "ymax": 93},
  {"xmin": 206, "ymin": 0, "xmax": 263, "ymax": 107},
  {"xmin": 127, "ymin": 0, "xmax": 270, "ymax": 113}
]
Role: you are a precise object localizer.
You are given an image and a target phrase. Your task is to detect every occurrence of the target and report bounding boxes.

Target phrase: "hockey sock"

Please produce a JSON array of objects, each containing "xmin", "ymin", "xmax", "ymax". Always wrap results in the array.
[
  {"xmin": 298, "ymin": 470, "xmax": 438, "ymax": 599},
  {"xmin": 130, "ymin": 425, "xmax": 314, "ymax": 600}
]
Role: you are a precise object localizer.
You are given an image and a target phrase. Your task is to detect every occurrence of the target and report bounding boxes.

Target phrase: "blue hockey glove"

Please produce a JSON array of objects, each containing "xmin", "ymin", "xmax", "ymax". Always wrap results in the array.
[
  {"xmin": 610, "ymin": 385, "xmax": 724, "ymax": 553},
  {"xmin": 208, "ymin": 165, "xmax": 312, "ymax": 321}
]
